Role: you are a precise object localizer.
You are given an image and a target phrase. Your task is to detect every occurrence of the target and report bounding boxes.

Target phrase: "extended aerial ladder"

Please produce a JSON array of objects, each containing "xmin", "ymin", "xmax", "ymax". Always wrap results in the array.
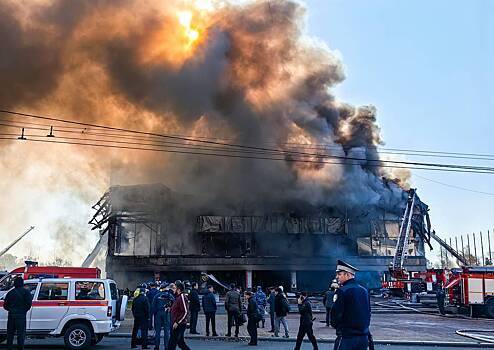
[
  {"xmin": 0, "ymin": 226, "xmax": 35, "ymax": 259},
  {"xmin": 390, "ymin": 190, "xmax": 416, "ymax": 279},
  {"xmin": 430, "ymin": 230, "xmax": 469, "ymax": 266},
  {"xmin": 390, "ymin": 190, "xmax": 468, "ymax": 280}
]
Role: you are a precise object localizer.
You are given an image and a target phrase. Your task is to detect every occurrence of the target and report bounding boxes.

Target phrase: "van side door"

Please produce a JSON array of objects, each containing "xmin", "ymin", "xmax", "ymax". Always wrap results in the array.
[{"xmin": 29, "ymin": 282, "xmax": 70, "ymax": 332}]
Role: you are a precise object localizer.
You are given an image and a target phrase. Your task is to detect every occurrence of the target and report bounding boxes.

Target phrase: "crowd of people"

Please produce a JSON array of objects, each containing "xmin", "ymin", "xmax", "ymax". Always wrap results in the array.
[{"xmin": 130, "ymin": 260, "xmax": 372, "ymax": 350}]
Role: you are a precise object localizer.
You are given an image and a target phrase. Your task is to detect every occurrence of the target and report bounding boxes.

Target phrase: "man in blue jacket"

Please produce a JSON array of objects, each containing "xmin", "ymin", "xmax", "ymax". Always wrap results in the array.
[
  {"xmin": 201, "ymin": 285, "xmax": 218, "ymax": 337},
  {"xmin": 152, "ymin": 284, "xmax": 175, "ymax": 350},
  {"xmin": 188, "ymin": 282, "xmax": 201, "ymax": 334},
  {"xmin": 254, "ymin": 286, "xmax": 266, "ymax": 328},
  {"xmin": 330, "ymin": 260, "xmax": 371, "ymax": 350},
  {"xmin": 147, "ymin": 282, "xmax": 159, "ymax": 331}
]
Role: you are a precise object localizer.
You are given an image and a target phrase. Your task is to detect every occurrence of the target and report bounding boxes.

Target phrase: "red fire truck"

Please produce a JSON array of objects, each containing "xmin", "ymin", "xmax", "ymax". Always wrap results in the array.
[
  {"xmin": 444, "ymin": 266, "xmax": 494, "ymax": 318},
  {"xmin": 0, "ymin": 261, "xmax": 101, "ymax": 298}
]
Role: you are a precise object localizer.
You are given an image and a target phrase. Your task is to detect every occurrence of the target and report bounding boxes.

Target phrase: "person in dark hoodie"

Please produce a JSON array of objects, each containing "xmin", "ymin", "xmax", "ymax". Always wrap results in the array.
[
  {"xmin": 168, "ymin": 281, "xmax": 190, "ymax": 350},
  {"xmin": 152, "ymin": 283, "xmax": 175, "ymax": 350},
  {"xmin": 201, "ymin": 285, "xmax": 218, "ymax": 337},
  {"xmin": 131, "ymin": 288, "xmax": 150, "ymax": 349},
  {"xmin": 294, "ymin": 292, "xmax": 318, "ymax": 350},
  {"xmin": 188, "ymin": 282, "xmax": 201, "ymax": 334},
  {"xmin": 146, "ymin": 282, "xmax": 159, "ymax": 331},
  {"xmin": 245, "ymin": 291, "xmax": 259, "ymax": 346},
  {"xmin": 3, "ymin": 277, "xmax": 32, "ymax": 350}
]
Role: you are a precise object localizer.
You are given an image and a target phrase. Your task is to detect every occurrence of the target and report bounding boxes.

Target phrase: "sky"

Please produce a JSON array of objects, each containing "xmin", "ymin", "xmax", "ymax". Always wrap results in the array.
[{"xmin": 303, "ymin": 0, "xmax": 494, "ymax": 261}]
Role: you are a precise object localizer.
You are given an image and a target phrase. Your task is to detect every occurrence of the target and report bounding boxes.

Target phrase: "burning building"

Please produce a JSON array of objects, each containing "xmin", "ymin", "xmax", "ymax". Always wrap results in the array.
[
  {"xmin": 90, "ymin": 183, "xmax": 429, "ymax": 290},
  {"xmin": 1, "ymin": 0, "xmax": 431, "ymax": 276}
]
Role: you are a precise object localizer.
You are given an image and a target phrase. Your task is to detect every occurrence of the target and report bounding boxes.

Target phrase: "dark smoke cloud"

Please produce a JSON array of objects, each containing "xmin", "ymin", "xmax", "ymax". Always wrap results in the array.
[{"xmin": 0, "ymin": 0, "xmax": 410, "ymax": 262}]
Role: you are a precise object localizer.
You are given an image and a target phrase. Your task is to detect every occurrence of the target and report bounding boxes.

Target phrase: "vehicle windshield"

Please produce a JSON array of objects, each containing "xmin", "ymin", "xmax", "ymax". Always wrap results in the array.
[{"xmin": 0, "ymin": 273, "xmax": 22, "ymax": 291}]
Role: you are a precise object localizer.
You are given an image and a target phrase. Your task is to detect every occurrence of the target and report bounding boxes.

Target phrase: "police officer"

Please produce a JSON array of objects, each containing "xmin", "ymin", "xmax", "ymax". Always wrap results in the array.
[
  {"xmin": 245, "ymin": 291, "xmax": 258, "ymax": 346},
  {"xmin": 330, "ymin": 260, "xmax": 371, "ymax": 350},
  {"xmin": 3, "ymin": 277, "xmax": 32, "ymax": 350},
  {"xmin": 436, "ymin": 282, "xmax": 446, "ymax": 315}
]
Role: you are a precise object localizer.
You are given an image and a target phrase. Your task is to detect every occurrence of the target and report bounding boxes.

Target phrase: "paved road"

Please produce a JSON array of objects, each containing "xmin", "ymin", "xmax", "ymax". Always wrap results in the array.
[{"xmin": 1, "ymin": 337, "xmax": 493, "ymax": 349}]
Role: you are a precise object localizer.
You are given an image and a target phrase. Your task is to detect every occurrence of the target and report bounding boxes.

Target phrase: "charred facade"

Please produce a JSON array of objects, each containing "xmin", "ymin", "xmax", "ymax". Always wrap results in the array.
[{"xmin": 90, "ymin": 183, "xmax": 428, "ymax": 291}]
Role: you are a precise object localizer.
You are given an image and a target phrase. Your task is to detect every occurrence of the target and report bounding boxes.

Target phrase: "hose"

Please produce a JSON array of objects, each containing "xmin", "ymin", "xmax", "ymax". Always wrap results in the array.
[{"xmin": 456, "ymin": 330, "xmax": 494, "ymax": 344}]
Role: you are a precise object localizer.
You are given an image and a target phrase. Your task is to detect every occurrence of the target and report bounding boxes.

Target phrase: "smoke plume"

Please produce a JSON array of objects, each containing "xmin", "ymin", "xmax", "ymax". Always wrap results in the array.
[{"xmin": 0, "ymin": 0, "xmax": 409, "ymax": 263}]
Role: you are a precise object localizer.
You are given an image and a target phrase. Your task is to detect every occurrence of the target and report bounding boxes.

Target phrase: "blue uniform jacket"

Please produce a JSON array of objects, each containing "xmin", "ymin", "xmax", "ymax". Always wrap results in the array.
[
  {"xmin": 152, "ymin": 290, "xmax": 175, "ymax": 315},
  {"xmin": 330, "ymin": 278, "xmax": 371, "ymax": 337},
  {"xmin": 201, "ymin": 291, "xmax": 217, "ymax": 313}
]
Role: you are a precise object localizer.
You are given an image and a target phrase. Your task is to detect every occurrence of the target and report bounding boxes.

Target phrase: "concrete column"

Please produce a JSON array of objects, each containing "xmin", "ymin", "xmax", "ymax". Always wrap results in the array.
[
  {"xmin": 291, "ymin": 271, "xmax": 297, "ymax": 291},
  {"xmin": 246, "ymin": 270, "xmax": 253, "ymax": 290}
]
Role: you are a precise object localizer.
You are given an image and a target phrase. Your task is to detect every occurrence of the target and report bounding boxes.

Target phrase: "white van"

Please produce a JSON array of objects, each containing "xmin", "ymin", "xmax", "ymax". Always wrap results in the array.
[{"xmin": 0, "ymin": 278, "xmax": 128, "ymax": 349}]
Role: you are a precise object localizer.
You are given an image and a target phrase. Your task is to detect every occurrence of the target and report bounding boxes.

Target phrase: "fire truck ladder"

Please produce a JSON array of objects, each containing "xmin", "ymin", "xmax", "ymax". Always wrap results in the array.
[
  {"xmin": 391, "ymin": 190, "xmax": 416, "ymax": 274},
  {"xmin": 430, "ymin": 231, "xmax": 469, "ymax": 266}
]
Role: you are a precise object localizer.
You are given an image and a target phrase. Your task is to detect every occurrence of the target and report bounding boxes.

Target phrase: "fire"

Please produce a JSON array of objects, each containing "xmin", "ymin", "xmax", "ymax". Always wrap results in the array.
[
  {"xmin": 177, "ymin": 10, "xmax": 200, "ymax": 48},
  {"xmin": 139, "ymin": 2, "xmax": 210, "ymax": 67}
]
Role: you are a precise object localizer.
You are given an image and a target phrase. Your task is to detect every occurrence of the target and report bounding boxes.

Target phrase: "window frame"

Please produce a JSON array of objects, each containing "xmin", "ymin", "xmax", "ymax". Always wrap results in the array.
[{"xmin": 74, "ymin": 281, "xmax": 106, "ymax": 301}]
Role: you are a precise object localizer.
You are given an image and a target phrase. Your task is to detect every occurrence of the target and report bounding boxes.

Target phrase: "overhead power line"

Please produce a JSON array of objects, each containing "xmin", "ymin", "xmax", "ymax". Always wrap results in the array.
[
  {"xmin": 414, "ymin": 174, "xmax": 494, "ymax": 196},
  {"xmin": 0, "ymin": 109, "xmax": 493, "ymax": 175}
]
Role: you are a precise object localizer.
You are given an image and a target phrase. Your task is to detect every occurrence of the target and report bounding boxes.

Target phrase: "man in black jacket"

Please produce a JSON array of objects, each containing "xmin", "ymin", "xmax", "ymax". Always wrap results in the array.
[
  {"xmin": 132, "ymin": 288, "xmax": 150, "ymax": 349},
  {"xmin": 201, "ymin": 285, "xmax": 217, "ymax": 337},
  {"xmin": 273, "ymin": 287, "xmax": 289, "ymax": 338},
  {"xmin": 245, "ymin": 291, "xmax": 258, "ymax": 346},
  {"xmin": 188, "ymin": 282, "xmax": 201, "ymax": 334},
  {"xmin": 294, "ymin": 292, "xmax": 318, "ymax": 350},
  {"xmin": 3, "ymin": 277, "xmax": 32, "ymax": 350}
]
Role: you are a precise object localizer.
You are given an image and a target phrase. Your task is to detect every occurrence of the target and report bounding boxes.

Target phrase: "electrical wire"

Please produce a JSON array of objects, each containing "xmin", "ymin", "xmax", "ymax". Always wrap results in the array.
[
  {"xmin": 1, "ymin": 109, "xmax": 494, "ymax": 174},
  {"xmin": 414, "ymin": 174, "xmax": 494, "ymax": 196},
  {"xmin": 1, "ymin": 133, "xmax": 494, "ymax": 175}
]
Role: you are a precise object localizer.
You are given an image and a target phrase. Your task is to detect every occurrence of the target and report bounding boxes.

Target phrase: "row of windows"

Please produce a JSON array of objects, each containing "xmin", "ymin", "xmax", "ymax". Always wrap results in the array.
[{"xmin": 24, "ymin": 282, "xmax": 105, "ymax": 301}]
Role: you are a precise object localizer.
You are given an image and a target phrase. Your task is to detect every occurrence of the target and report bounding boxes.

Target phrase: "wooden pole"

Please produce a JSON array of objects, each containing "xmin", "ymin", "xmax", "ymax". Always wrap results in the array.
[
  {"xmin": 480, "ymin": 231, "xmax": 485, "ymax": 266},
  {"xmin": 461, "ymin": 235, "xmax": 465, "ymax": 260},
  {"xmin": 467, "ymin": 234, "xmax": 471, "ymax": 265},
  {"xmin": 489, "ymin": 230, "xmax": 492, "ymax": 263},
  {"xmin": 473, "ymin": 233, "xmax": 478, "ymax": 265}
]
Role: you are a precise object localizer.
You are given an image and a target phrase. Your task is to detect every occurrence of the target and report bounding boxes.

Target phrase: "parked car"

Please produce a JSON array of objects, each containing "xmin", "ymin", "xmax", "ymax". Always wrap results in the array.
[{"xmin": 0, "ymin": 277, "xmax": 127, "ymax": 349}]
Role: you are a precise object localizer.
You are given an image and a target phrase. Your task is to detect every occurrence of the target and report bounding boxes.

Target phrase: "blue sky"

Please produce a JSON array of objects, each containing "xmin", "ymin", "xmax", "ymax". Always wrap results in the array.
[{"xmin": 303, "ymin": 0, "xmax": 494, "ymax": 257}]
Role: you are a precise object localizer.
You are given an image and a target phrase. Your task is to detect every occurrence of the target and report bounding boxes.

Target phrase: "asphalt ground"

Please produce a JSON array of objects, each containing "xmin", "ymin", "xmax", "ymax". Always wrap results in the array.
[
  {"xmin": 1, "ymin": 337, "xmax": 494, "ymax": 349},
  {"xmin": 118, "ymin": 310, "xmax": 494, "ymax": 343}
]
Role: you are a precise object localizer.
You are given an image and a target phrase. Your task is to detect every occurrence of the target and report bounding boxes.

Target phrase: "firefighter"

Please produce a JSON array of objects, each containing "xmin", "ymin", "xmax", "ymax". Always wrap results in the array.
[
  {"xmin": 436, "ymin": 282, "xmax": 446, "ymax": 315},
  {"xmin": 3, "ymin": 277, "xmax": 32, "ymax": 350},
  {"xmin": 330, "ymin": 260, "xmax": 372, "ymax": 350}
]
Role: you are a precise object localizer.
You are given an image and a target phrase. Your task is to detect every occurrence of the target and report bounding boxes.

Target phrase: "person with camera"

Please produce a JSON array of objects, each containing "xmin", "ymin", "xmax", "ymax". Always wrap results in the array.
[
  {"xmin": 152, "ymin": 283, "xmax": 175, "ymax": 350},
  {"xmin": 294, "ymin": 292, "xmax": 318, "ymax": 350}
]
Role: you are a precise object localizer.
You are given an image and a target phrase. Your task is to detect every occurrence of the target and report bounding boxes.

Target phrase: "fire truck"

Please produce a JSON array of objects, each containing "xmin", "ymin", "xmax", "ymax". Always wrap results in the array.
[
  {"xmin": 444, "ymin": 266, "xmax": 494, "ymax": 318},
  {"xmin": 0, "ymin": 261, "xmax": 101, "ymax": 298}
]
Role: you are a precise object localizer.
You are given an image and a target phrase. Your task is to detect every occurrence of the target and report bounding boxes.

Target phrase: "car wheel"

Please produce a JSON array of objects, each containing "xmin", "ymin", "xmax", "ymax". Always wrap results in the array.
[
  {"xmin": 485, "ymin": 298, "xmax": 494, "ymax": 319},
  {"xmin": 64, "ymin": 323, "xmax": 92, "ymax": 350}
]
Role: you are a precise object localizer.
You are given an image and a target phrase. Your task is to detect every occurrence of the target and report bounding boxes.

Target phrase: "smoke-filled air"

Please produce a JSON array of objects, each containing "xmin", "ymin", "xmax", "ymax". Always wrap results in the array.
[{"xmin": 0, "ymin": 0, "xmax": 409, "ymax": 265}]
